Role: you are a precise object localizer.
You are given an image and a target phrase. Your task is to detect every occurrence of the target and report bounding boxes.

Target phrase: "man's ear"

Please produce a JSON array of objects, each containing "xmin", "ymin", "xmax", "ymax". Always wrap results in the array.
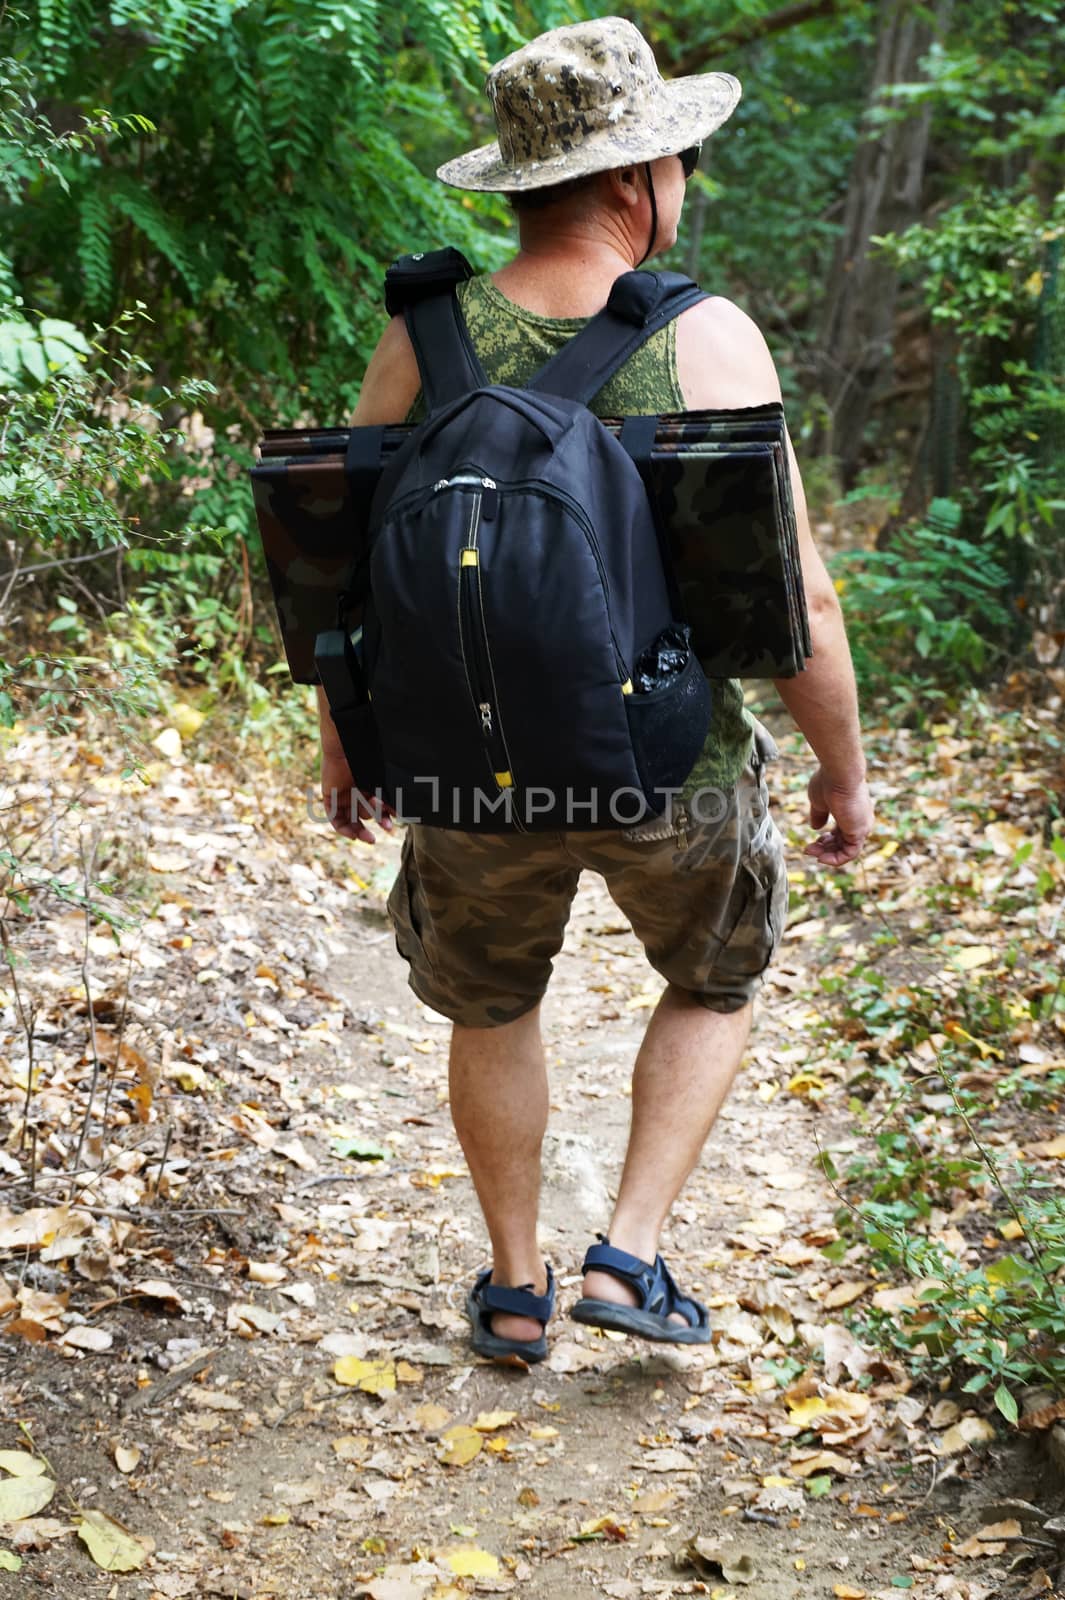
[{"xmin": 605, "ymin": 164, "xmax": 641, "ymax": 209}]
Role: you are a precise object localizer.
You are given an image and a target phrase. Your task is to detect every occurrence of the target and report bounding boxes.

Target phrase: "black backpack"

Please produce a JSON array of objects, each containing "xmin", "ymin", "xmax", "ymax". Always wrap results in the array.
[{"xmin": 317, "ymin": 247, "xmax": 713, "ymax": 832}]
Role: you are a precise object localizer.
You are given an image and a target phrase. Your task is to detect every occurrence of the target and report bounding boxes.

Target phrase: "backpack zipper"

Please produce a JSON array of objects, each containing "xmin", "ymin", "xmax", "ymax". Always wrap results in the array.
[{"xmin": 449, "ymin": 478, "xmax": 524, "ymax": 824}]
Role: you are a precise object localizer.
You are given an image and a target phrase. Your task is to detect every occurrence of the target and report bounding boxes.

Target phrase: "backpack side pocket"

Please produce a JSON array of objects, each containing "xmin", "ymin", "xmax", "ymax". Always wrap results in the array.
[{"xmin": 624, "ymin": 643, "xmax": 712, "ymax": 809}]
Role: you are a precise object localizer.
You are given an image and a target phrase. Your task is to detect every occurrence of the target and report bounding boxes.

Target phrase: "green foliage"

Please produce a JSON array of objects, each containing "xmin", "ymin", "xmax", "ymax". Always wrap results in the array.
[
  {"xmin": 831, "ymin": 498, "xmax": 1013, "ymax": 696},
  {"xmin": 854, "ymin": 1187, "xmax": 1065, "ymax": 1399},
  {"xmin": 2, "ymin": 0, "xmax": 537, "ymax": 473},
  {"xmin": 875, "ymin": 189, "xmax": 1063, "ymax": 362},
  {"xmin": 0, "ymin": 305, "xmax": 217, "ymax": 738}
]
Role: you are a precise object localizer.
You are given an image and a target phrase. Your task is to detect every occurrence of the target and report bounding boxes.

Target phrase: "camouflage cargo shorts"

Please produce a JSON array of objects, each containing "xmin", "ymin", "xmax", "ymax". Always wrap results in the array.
[{"xmin": 387, "ymin": 720, "xmax": 788, "ymax": 1028}]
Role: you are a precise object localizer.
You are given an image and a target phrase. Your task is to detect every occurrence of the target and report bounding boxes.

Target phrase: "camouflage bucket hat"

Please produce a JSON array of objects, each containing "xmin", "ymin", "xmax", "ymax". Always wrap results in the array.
[{"xmin": 437, "ymin": 16, "xmax": 741, "ymax": 193}]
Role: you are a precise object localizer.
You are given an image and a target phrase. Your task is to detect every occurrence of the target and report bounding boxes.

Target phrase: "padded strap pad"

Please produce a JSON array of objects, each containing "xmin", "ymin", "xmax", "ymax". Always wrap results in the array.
[
  {"xmin": 528, "ymin": 271, "xmax": 707, "ymax": 406},
  {"xmin": 384, "ymin": 247, "xmax": 475, "ymax": 316}
]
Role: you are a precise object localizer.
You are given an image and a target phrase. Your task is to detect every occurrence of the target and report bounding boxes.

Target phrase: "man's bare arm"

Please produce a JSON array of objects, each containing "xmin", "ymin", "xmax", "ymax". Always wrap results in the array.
[
  {"xmin": 317, "ymin": 317, "xmax": 422, "ymax": 842},
  {"xmin": 677, "ymin": 298, "xmax": 873, "ymax": 865}
]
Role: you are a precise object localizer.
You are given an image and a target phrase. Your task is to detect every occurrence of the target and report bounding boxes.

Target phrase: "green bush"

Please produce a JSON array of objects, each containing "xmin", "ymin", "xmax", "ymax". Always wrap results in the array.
[{"xmin": 831, "ymin": 497, "xmax": 1013, "ymax": 697}]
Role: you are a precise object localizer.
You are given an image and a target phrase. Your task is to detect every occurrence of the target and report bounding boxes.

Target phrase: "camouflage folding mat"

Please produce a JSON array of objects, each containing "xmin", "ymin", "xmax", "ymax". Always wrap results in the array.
[{"xmin": 250, "ymin": 403, "xmax": 811, "ymax": 683}]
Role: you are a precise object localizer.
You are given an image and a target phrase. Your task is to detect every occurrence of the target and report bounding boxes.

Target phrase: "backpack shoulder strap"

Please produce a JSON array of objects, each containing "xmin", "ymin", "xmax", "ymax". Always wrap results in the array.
[
  {"xmin": 384, "ymin": 248, "xmax": 488, "ymax": 412},
  {"xmin": 527, "ymin": 270, "xmax": 708, "ymax": 407}
]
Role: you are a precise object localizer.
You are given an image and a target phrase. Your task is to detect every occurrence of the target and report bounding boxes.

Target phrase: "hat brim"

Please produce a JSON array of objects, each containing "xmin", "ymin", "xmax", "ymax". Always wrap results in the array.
[{"xmin": 436, "ymin": 72, "xmax": 741, "ymax": 193}]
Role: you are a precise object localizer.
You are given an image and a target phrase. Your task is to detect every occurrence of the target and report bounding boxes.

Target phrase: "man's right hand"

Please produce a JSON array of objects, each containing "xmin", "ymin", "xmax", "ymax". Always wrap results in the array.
[
  {"xmin": 805, "ymin": 766, "xmax": 873, "ymax": 867},
  {"xmin": 321, "ymin": 745, "xmax": 394, "ymax": 845}
]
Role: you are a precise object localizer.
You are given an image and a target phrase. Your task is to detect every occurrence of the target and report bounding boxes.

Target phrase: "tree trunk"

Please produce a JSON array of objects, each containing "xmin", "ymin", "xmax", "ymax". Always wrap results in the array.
[{"xmin": 817, "ymin": 0, "xmax": 954, "ymax": 486}]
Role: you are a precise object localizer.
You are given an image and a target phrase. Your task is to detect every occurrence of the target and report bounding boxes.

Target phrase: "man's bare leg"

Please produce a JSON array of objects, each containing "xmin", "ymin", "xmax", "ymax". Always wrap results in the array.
[
  {"xmin": 582, "ymin": 987, "xmax": 753, "ymax": 1322},
  {"xmin": 449, "ymin": 1005, "xmax": 550, "ymax": 1343}
]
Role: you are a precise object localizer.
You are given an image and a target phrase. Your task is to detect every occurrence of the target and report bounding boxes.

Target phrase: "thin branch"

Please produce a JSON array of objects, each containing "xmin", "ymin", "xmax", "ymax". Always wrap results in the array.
[
  {"xmin": 69, "ymin": 832, "xmax": 104, "ymax": 1186},
  {"xmin": 671, "ymin": 0, "xmax": 856, "ymax": 74},
  {"xmin": 0, "ymin": 544, "xmax": 127, "ymax": 581}
]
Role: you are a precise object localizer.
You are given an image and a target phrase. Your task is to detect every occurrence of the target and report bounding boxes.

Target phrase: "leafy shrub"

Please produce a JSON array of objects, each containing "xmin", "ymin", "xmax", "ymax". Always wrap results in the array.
[{"xmin": 831, "ymin": 497, "xmax": 1013, "ymax": 696}]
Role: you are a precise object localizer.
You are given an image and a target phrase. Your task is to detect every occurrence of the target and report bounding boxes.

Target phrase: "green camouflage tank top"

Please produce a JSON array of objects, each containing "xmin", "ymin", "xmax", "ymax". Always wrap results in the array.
[{"xmin": 407, "ymin": 274, "xmax": 754, "ymax": 799}]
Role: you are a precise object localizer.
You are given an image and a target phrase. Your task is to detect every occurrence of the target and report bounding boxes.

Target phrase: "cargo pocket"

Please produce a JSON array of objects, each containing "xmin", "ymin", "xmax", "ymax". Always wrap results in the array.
[
  {"xmin": 715, "ymin": 847, "xmax": 788, "ymax": 983},
  {"xmin": 387, "ymin": 834, "xmax": 436, "ymax": 978},
  {"xmin": 625, "ymin": 645, "xmax": 712, "ymax": 807}
]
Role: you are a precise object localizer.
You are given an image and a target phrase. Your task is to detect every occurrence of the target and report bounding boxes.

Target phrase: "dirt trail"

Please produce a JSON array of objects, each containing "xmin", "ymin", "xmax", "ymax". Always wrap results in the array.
[{"xmin": 1, "ymin": 723, "xmax": 1060, "ymax": 1599}]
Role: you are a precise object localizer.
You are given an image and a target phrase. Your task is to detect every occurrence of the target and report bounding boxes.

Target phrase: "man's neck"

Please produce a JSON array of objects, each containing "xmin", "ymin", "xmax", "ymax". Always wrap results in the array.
[{"xmin": 491, "ymin": 231, "xmax": 640, "ymax": 318}]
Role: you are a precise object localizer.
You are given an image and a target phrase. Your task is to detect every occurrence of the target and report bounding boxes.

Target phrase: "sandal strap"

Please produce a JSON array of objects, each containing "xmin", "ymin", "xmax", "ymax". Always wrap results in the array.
[
  {"xmin": 472, "ymin": 1265, "xmax": 555, "ymax": 1325},
  {"xmin": 652, "ymin": 1254, "xmax": 709, "ymax": 1331},
  {"xmin": 581, "ymin": 1241, "xmax": 656, "ymax": 1294},
  {"xmin": 581, "ymin": 1238, "xmax": 708, "ymax": 1332}
]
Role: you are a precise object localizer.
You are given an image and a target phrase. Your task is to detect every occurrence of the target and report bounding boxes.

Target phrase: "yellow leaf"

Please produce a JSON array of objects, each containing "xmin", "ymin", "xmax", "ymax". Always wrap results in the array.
[
  {"xmin": 440, "ymin": 1547, "xmax": 499, "ymax": 1578},
  {"xmin": 472, "ymin": 1410, "xmax": 516, "ymax": 1433},
  {"xmin": 528, "ymin": 1425, "xmax": 558, "ymax": 1439},
  {"xmin": 786, "ymin": 1071, "xmax": 825, "ymax": 1097},
  {"xmin": 867, "ymin": 840, "xmax": 898, "ymax": 863},
  {"xmin": 579, "ymin": 1514, "xmax": 626, "ymax": 1535},
  {"xmin": 0, "ymin": 1475, "xmax": 55, "ymax": 1520},
  {"xmin": 999, "ymin": 1219, "xmax": 1024, "ymax": 1240},
  {"xmin": 834, "ymin": 1587, "xmax": 867, "ymax": 1598},
  {"xmin": 76, "ymin": 1510, "xmax": 146, "ymax": 1572},
  {"xmin": 944, "ymin": 1021, "xmax": 1004, "ymax": 1060},
  {"xmin": 762, "ymin": 1474, "xmax": 795, "ymax": 1488},
  {"xmin": 795, "ymin": 1557, "xmax": 807, "ymax": 1570},
  {"xmin": 485, "ymin": 1437, "xmax": 511, "ymax": 1453},
  {"xmin": 167, "ymin": 702, "xmax": 205, "ymax": 739},
  {"xmin": 437, "ymin": 1425, "xmax": 483, "ymax": 1467},
  {"xmin": 333, "ymin": 1357, "xmax": 396, "ymax": 1395},
  {"xmin": 262, "ymin": 1511, "xmax": 290, "ymax": 1526},
  {"xmin": 0, "ymin": 1451, "xmax": 47, "ymax": 1478},
  {"xmin": 786, "ymin": 1389, "xmax": 871, "ymax": 1428},
  {"xmin": 396, "ymin": 1361, "xmax": 423, "ymax": 1385},
  {"xmin": 952, "ymin": 945, "xmax": 994, "ymax": 971}
]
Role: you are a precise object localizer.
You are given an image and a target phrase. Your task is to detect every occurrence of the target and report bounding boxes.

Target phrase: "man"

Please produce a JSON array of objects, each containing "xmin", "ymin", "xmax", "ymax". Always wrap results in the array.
[{"xmin": 318, "ymin": 18, "xmax": 874, "ymax": 1361}]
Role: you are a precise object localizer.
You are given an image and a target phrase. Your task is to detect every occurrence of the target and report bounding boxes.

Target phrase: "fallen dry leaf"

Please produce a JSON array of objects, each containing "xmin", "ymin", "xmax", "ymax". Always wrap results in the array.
[
  {"xmin": 127, "ymin": 1280, "xmax": 190, "ymax": 1314},
  {"xmin": 0, "ymin": 1205, "xmax": 69, "ymax": 1252},
  {"xmin": 472, "ymin": 1410, "xmax": 515, "ymax": 1432},
  {"xmin": 438, "ymin": 1546, "xmax": 500, "ymax": 1578},
  {"xmin": 822, "ymin": 1281, "xmax": 872, "ymax": 1310},
  {"xmin": 0, "ymin": 1452, "xmax": 47, "ymax": 1478},
  {"xmin": 58, "ymin": 1324, "xmax": 113, "ymax": 1352},
  {"xmin": 437, "ymin": 1425, "xmax": 483, "ymax": 1467},
  {"xmin": 935, "ymin": 1415, "xmax": 997, "ymax": 1455},
  {"xmin": 413, "ymin": 1402, "xmax": 451, "ymax": 1431},
  {"xmin": 1024, "ymin": 1133, "xmax": 1065, "ymax": 1159},
  {"xmin": 680, "ymin": 1538, "xmax": 758, "ymax": 1584},
  {"xmin": 226, "ymin": 1303, "xmax": 280, "ymax": 1337},
  {"xmin": 76, "ymin": 1509, "xmax": 147, "ymax": 1572},
  {"xmin": 786, "ymin": 1388, "xmax": 871, "ymax": 1430},
  {"xmin": 332, "ymin": 1435, "xmax": 371, "ymax": 1462},
  {"xmin": 333, "ymin": 1356, "xmax": 396, "ymax": 1395},
  {"xmin": 0, "ymin": 1474, "xmax": 56, "ymax": 1521},
  {"xmin": 787, "ymin": 1451, "xmax": 856, "ymax": 1479},
  {"xmin": 1019, "ymin": 1397, "xmax": 1065, "ymax": 1431},
  {"xmin": 247, "ymin": 1261, "xmax": 287, "ymax": 1286}
]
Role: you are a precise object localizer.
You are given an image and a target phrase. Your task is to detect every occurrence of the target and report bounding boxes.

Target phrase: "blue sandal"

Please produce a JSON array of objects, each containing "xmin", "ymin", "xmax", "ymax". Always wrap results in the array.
[
  {"xmin": 571, "ymin": 1236, "xmax": 710, "ymax": 1344},
  {"xmin": 466, "ymin": 1265, "xmax": 556, "ymax": 1364}
]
